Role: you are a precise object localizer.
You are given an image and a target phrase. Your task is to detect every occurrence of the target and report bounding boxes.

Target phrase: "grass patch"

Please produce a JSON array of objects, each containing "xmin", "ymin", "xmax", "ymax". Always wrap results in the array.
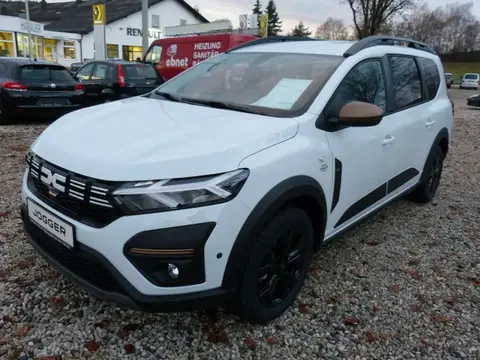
[{"xmin": 443, "ymin": 62, "xmax": 480, "ymax": 81}]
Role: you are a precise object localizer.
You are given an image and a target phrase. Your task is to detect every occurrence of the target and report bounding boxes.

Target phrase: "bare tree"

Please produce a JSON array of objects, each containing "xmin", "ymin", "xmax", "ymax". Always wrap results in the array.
[
  {"xmin": 340, "ymin": 0, "xmax": 419, "ymax": 39},
  {"xmin": 315, "ymin": 17, "xmax": 349, "ymax": 40},
  {"xmin": 393, "ymin": 2, "xmax": 480, "ymax": 54}
]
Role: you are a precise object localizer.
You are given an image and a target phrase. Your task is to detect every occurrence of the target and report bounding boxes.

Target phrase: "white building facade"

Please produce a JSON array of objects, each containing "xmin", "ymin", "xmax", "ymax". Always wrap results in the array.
[
  {"xmin": 0, "ymin": 0, "xmax": 207, "ymax": 66},
  {"xmin": 0, "ymin": 15, "xmax": 81, "ymax": 66},
  {"xmin": 81, "ymin": 0, "xmax": 203, "ymax": 61}
]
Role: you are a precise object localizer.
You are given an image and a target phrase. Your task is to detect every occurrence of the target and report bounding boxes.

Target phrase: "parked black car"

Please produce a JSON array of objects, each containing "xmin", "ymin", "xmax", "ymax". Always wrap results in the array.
[
  {"xmin": 72, "ymin": 59, "xmax": 164, "ymax": 105},
  {"xmin": 69, "ymin": 61, "xmax": 86, "ymax": 75},
  {"xmin": 0, "ymin": 58, "xmax": 86, "ymax": 125},
  {"xmin": 467, "ymin": 94, "xmax": 480, "ymax": 107}
]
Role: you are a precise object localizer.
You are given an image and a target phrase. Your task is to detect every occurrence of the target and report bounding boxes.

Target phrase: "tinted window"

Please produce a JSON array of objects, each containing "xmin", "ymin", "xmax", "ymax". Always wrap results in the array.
[
  {"xmin": 390, "ymin": 56, "xmax": 422, "ymax": 109},
  {"xmin": 123, "ymin": 64, "xmax": 158, "ymax": 79},
  {"xmin": 464, "ymin": 74, "xmax": 479, "ymax": 80},
  {"xmin": 92, "ymin": 63, "xmax": 109, "ymax": 80},
  {"xmin": 0, "ymin": 63, "xmax": 7, "ymax": 76},
  {"xmin": 19, "ymin": 65, "xmax": 73, "ymax": 82},
  {"xmin": 418, "ymin": 57, "xmax": 440, "ymax": 100},
  {"xmin": 77, "ymin": 63, "xmax": 94, "ymax": 80},
  {"xmin": 326, "ymin": 60, "xmax": 386, "ymax": 119},
  {"xmin": 154, "ymin": 52, "xmax": 343, "ymax": 117}
]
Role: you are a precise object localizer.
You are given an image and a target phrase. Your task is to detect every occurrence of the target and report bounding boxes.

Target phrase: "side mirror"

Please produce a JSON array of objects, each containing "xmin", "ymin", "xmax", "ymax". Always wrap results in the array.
[{"xmin": 333, "ymin": 101, "xmax": 384, "ymax": 127}]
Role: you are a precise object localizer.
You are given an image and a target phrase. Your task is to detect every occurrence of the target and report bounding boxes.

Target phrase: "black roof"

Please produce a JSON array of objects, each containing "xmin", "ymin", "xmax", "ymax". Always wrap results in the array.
[
  {"xmin": 0, "ymin": 57, "xmax": 61, "ymax": 66},
  {"xmin": 0, "ymin": 0, "xmax": 208, "ymax": 34}
]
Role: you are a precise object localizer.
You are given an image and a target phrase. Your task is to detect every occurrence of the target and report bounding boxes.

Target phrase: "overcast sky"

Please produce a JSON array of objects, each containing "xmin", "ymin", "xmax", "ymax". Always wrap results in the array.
[{"xmin": 191, "ymin": 0, "xmax": 480, "ymax": 33}]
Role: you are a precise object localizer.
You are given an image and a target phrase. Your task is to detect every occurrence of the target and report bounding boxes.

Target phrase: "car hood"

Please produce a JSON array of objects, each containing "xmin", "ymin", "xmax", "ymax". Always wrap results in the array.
[{"xmin": 32, "ymin": 96, "xmax": 299, "ymax": 181}]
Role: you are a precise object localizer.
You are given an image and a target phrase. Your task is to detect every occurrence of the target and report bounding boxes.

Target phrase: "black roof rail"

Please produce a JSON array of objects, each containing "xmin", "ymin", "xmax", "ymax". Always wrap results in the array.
[
  {"xmin": 226, "ymin": 36, "xmax": 318, "ymax": 53},
  {"xmin": 343, "ymin": 35, "xmax": 437, "ymax": 58}
]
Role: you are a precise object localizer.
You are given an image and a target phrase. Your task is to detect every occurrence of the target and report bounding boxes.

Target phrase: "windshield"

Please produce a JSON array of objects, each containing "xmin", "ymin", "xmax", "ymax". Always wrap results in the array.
[
  {"xmin": 123, "ymin": 64, "xmax": 158, "ymax": 79},
  {"xmin": 150, "ymin": 52, "xmax": 343, "ymax": 117},
  {"xmin": 464, "ymin": 74, "xmax": 479, "ymax": 80},
  {"xmin": 19, "ymin": 65, "xmax": 73, "ymax": 82}
]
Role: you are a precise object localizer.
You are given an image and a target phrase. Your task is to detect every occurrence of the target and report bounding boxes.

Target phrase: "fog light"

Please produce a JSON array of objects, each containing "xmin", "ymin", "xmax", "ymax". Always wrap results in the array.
[{"xmin": 168, "ymin": 263, "xmax": 179, "ymax": 279}]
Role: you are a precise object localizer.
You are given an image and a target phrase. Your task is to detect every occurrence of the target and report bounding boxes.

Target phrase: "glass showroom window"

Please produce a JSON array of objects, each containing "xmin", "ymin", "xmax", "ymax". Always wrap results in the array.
[
  {"xmin": 63, "ymin": 40, "xmax": 76, "ymax": 60},
  {"xmin": 0, "ymin": 32, "xmax": 15, "ymax": 57},
  {"xmin": 43, "ymin": 38, "xmax": 56, "ymax": 61},
  {"xmin": 107, "ymin": 44, "xmax": 118, "ymax": 59},
  {"xmin": 16, "ymin": 34, "xmax": 43, "ymax": 58}
]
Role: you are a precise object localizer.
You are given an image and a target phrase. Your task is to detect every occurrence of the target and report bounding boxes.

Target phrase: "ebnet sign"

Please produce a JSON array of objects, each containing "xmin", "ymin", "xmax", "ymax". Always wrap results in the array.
[{"xmin": 165, "ymin": 42, "xmax": 222, "ymax": 67}]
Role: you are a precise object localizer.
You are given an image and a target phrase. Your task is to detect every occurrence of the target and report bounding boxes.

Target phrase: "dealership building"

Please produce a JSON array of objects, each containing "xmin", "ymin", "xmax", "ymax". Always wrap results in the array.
[{"xmin": 0, "ymin": 0, "xmax": 208, "ymax": 66}]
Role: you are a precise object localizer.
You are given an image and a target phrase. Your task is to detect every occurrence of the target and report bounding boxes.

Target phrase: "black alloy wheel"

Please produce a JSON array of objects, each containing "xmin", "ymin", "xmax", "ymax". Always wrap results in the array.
[
  {"xmin": 236, "ymin": 207, "xmax": 314, "ymax": 324},
  {"xmin": 409, "ymin": 145, "xmax": 444, "ymax": 204},
  {"xmin": 257, "ymin": 227, "xmax": 307, "ymax": 307},
  {"xmin": 427, "ymin": 152, "xmax": 443, "ymax": 198}
]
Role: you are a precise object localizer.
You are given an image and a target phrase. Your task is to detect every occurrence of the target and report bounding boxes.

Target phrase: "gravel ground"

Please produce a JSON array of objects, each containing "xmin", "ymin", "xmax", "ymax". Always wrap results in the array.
[{"xmin": 1, "ymin": 88, "xmax": 479, "ymax": 360}]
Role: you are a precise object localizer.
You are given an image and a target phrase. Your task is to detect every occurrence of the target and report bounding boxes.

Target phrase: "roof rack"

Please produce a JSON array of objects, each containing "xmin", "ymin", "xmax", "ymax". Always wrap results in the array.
[
  {"xmin": 226, "ymin": 36, "xmax": 318, "ymax": 53},
  {"xmin": 343, "ymin": 35, "xmax": 437, "ymax": 58}
]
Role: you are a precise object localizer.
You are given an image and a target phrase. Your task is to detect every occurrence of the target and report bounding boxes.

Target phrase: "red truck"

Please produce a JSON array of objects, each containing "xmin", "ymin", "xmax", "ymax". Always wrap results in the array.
[{"xmin": 143, "ymin": 33, "xmax": 257, "ymax": 81}]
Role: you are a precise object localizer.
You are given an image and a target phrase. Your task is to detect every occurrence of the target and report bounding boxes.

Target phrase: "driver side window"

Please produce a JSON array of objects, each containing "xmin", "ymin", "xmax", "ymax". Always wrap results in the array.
[
  {"xmin": 326, "ymin": 60, "xmax": 386, "ymax": 120},
  {"xmin": 76, "ymin": 63, "xmax": 95, "ymax": 80}
]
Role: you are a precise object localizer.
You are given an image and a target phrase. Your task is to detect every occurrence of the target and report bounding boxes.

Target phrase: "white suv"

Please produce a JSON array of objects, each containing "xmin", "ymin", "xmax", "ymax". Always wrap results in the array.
[{"xmin": 21, "ymin": 35, "xmax": 453, "ymax": 324}]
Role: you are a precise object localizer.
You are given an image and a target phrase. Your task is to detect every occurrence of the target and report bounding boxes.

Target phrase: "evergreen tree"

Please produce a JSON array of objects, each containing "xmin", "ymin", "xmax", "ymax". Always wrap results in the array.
[
  {"xmin": 290, "ymin": 21, "xmax": 312, "ymax": 37},
  {"xmin": 252, "ymin": 0, "xmax": 262, "ymax": 15},
  {"xmin": 252, "ymin": 0, "xmax": 262, "ymax": 28},
  {"xmin": 265, "ymin": 0, "xmax": 282, "ymax": 36}
]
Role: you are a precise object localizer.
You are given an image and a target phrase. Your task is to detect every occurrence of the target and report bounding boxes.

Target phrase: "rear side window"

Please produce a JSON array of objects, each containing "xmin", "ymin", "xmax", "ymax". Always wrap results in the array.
[
  {"xmin": 19, "ymin": 65, "xmax": 73, "ymax": 82},
  {"xmin": 123, "ymin": 64, "xmax": 157, "ymax": 79},
  {"xmin": 418, "ymin": 57, "xmax": 440, "ymax": 100},
  {"xmin": 0, "ymin": 63, "xmax": 7, "ymax": 76},
  {"xmin": 389, "ymin": 56, "xmax": 422, "ymax": 109}
]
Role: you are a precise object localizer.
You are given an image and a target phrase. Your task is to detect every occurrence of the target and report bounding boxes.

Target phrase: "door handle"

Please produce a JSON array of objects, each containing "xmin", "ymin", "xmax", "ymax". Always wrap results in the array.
[
  {"xmin": 382, "ymin": 135, "xmax": 395, "ymax": 147},
  {"xmin": 425, "ymin": 119, "xmax": 435, "ymax": 128}
]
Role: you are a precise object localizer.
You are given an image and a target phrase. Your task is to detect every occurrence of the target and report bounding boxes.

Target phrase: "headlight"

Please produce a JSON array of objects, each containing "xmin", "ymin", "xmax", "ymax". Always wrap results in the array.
[{"xmin": 112, "ymin": 169, "xmax": 249, "ymax": 213}]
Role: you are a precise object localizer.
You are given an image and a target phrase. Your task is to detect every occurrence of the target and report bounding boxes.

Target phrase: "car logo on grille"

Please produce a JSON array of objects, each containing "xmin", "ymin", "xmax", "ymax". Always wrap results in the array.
[
  {"xmin": 40, "ymin": 167, "xmax": 66, "ymax": 195},
  {"xmin": 50, "ymin": 83, "xmax": 56, "ymax": 88}
]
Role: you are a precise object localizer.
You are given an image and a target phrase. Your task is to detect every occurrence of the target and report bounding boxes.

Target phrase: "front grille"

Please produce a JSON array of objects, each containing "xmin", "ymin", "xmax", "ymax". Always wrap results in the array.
[
  {"xmin": 26, "ymin": 153, "xmax": 124, "ymax": 228},
  {"xmin": 24, "ymin": 216, "xmax": 126, "ymax": 294}
]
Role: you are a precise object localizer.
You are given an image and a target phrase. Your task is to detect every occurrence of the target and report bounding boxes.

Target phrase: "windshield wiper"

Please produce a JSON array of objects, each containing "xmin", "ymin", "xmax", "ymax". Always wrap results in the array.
[
  {"xmin": 153, "ymin": 91, "xmax": 186, "ymax": 103},
  {"xmin": 178, "ymin": 98, "xmax": 265, "ymax": 115}
]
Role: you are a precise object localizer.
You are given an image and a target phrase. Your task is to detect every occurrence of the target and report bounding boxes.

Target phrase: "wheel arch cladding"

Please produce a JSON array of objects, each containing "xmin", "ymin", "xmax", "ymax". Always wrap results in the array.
[{"xmin": 221, "ymin": 176, "xmax": 327, "ymax": 292}]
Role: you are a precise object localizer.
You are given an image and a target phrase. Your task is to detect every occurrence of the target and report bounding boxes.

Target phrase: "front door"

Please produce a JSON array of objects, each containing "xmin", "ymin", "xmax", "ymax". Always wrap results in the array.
[{"xmin": 321, "ymin": 59, "xmax": 393, "ymax": 236}]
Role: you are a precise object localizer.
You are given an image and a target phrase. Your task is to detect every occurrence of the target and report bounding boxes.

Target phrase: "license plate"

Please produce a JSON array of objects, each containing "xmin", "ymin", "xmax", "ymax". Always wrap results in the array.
[
  {"xmin": 37, "ymin": 98, "xmax": 69, "ymax": 106},
  {"xmin": 27, "ymin": 199, "xmax": 75, "ymax": 249}
]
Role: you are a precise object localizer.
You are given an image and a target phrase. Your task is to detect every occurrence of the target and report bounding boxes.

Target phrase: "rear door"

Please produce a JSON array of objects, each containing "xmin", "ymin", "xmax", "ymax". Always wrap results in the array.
[
  {"xmin": 75, "ymin": 62, "xmax": 96, "ymax": 100},
  {"xmin": 120, "ymin": 63, "xmax": 163, "ymax": 97},
  {"xmin": 89, "ymin": 62, "xmax": 115, "ymax": 102}
]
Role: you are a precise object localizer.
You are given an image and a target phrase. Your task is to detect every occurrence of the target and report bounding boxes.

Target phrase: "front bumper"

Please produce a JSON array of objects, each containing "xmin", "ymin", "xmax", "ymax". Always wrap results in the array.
[{"xmin": 20, "ymin": 170, "xmax": 251, "ymax": 311}]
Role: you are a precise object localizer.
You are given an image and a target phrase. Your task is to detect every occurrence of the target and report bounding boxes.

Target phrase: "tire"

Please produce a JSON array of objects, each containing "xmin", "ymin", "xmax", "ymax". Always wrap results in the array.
[
  {"xmin": 0, "ymin": 107, "xmax": 13, "ymax": 125},
  {"xmin": 234, "ymin": 207, "xmax": 314, "ymax": 324},
  {"xmin": 409, "ymin": 145, "xmax": 444, "ymax": 204}
]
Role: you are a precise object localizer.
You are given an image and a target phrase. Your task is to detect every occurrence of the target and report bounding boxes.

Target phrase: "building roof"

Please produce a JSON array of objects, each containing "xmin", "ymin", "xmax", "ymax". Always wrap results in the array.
[{"xmin": 0, "ymin": 0, "xmax": 208, "ymax": 34}]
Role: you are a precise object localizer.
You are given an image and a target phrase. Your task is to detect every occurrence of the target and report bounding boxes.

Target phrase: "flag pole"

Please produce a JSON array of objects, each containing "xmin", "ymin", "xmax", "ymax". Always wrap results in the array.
[{"xmin": 25, "ymin": 0, "xmax": 33, "ymax": 59}]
